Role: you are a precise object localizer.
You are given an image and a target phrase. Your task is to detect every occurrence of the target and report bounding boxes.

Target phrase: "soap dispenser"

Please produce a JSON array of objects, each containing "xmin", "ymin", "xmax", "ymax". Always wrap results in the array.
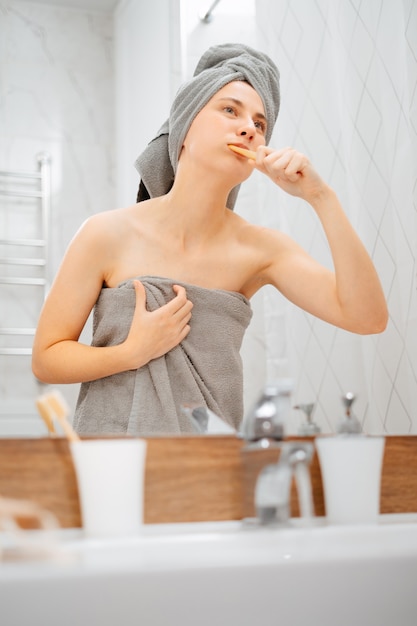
[
  {"xmin": 315, "ymin": 391, "xmax": 385, "ymax": 525},
  {"xmin": 336, "ymin": 392, "xmax": 362, "ymax": 434}
]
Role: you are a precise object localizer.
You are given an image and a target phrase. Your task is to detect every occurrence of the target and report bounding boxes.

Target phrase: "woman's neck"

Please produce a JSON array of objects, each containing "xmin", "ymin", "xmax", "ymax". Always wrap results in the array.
[{"xmin": 153, "ymin": 176, "xmax": 232, "ymax": 246}]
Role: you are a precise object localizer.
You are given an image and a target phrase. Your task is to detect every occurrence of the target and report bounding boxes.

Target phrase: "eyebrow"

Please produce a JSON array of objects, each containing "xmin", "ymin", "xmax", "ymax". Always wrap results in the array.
[{"xmin": 217, "ymin": 97, "xmax": 267, "ymax": 124}]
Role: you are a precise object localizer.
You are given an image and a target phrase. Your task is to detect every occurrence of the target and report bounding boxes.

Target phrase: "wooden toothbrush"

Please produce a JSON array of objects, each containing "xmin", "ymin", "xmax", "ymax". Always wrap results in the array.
[{"xmin": 228, "ymin": 144, "xmax": 257, "ymax": 160}]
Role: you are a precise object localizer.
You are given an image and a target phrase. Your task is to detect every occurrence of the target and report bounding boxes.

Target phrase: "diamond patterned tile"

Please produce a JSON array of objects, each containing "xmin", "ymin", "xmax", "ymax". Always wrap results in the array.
[
  {"xmin": 256, "ymin": 0, "xmax": 417, "ymax": 433},
  {"xmin": 385, "ymin": 387, "xmax": 413, "ymax": 433}
]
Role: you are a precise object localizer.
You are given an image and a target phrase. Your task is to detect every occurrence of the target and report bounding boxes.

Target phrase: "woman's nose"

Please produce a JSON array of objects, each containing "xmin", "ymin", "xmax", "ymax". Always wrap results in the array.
[{"xmin": 238, "ymin": 120, "xmax": 256, "ymax": 140}]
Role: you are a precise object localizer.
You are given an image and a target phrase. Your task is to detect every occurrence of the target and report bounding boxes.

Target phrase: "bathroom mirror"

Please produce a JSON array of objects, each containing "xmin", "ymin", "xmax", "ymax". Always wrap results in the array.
[{"xmin": 1, "ymin": 0, "xmax": 416, "ymax": 438}]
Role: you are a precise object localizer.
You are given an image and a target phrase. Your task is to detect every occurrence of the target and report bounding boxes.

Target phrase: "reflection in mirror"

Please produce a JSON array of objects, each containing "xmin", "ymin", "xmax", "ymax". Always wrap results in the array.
[{"xmin": 1, "ymin": 0, "xmax": 416, "ymax": 437}]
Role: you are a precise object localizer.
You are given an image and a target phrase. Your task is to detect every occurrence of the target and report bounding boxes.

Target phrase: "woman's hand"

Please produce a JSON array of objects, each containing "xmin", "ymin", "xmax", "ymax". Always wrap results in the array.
[
  {"xmin": 254, "ymin": 146, "xmax": 328, "ymax": 202},
  {"xmin": 123, "ymin": 281, "xmax": 193, "ymax": 369}
]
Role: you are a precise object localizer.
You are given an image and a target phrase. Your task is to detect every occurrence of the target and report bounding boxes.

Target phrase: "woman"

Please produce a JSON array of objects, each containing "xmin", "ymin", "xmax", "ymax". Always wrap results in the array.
[{"xmin": 32, "ymin": 44, "xmax": 388, "ymax": 435}]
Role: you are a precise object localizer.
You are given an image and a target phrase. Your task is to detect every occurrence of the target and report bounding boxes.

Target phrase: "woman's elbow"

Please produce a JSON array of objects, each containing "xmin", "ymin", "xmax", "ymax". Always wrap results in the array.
[
  {"xmin": 32, "ymin": 358, "xmax": 46, "ymax": 383},
  {"xmin": 374, "ymin": 312, "xmax": 389, "ymax": 334},
  {"xmin": 357, "ymin": 307, "xmax": 389, "ymax": 335},
  {"xmin": 32, "ymin": 349, "xmax": 53, "ymax": 384}
]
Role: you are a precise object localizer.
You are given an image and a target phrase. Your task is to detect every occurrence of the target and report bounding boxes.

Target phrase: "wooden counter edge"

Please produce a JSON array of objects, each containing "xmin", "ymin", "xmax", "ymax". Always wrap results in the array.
[{"xmin": 0, "ymin": 434, "xmax": 415, "ymax": 527}]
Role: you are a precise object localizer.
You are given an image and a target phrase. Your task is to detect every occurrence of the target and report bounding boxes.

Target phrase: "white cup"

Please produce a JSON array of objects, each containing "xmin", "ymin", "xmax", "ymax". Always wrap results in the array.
[
  {"xmin": 70, "ymin": 438, "xmax": 147, "ymax": 537},
  {"xmin": 316, "ymin": 436, "xmax": 385, "ymax": 525}
]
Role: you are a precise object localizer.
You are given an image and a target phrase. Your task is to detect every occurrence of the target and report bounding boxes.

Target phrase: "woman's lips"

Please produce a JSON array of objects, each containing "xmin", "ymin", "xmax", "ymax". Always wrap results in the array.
[{"xmin": 228, "ymin": 144, "xmax": 257, "ymax": 160}]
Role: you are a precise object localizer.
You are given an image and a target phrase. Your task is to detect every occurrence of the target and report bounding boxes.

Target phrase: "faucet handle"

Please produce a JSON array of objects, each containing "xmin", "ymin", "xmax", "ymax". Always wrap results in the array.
[
  {"xmin": 294, "ymin": 403, "xmax": 321, "ymax": 435},
  {"xmin": 281, "ymin": 441, "xmax": 314, "ymax": 466}
]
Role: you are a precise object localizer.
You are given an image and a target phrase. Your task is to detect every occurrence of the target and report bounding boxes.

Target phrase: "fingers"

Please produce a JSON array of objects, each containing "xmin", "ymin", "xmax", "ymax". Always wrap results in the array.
[
  {"xmin": 126, "ymin": 281, "xmax": 193, "ymax": 367},
  {"xmin": 170, "ymin": 286, "xmax": 193, "ymax": 335},
  {"xmin": 135, "ymin": 280, "xmax": 193, "ymax": 333},
  {"xmin": 255, "ymin": 146, "xmax": 309, "ymax": 182},
  {"xmin": 133, "ymin": 279, "xmax": 146, "ymax": 302},
  {"xmin": 172, "ymin": 283, "xmax": 187, "ymax": 299},
  {"xmin": 171, "ymin": 284, "xmax": 194, "ymax": 316},
  {"xmin": 153, "ymin": 285, "xmax": 193, "ymax": 352},
  {"xmin": 133, "ymin": 281, "xmax": 192, "ymax": 317},
  {"xmin": 132, "ymin": 280, "xmax": 148, "ymax": 319}
]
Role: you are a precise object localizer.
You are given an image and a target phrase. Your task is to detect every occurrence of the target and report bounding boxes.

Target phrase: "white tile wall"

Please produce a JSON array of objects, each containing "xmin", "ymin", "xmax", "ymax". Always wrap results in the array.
[
  {"xmin": 0, "ymin": 0, "xmax": 114, "ymax": 434},
  {"xmin": 256, "ymin": 0, "xmax": 417, "ymax": 434}
]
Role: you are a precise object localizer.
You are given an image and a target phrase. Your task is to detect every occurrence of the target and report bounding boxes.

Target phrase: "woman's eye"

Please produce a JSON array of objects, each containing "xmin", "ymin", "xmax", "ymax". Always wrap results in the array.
[
  {"xmin": 255, "ymin": 120, "xmax": 266, "ymax": 133},
  {"xmin": 224, "ymin": 106, "xmax": 236, "ymax": 114}
]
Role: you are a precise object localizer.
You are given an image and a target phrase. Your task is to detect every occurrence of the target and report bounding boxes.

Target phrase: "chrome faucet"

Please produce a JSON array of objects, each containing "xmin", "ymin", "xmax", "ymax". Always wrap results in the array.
[
  {"xmin": 242, "ymin": 382, "xmax": 315, "ymax": 526},
  {"xmin": 254, "ymin": 441, "xmax": 315, "ymax": 525},
  {"xmin": 241, "ymin": 380, "xmax": 293, "ymax": 442}
]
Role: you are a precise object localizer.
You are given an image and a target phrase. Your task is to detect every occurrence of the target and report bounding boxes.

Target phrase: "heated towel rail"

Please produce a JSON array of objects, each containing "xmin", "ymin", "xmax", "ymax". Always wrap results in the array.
[{"xmin": 0, "ymin": 153, "xmax": 51, "ymax": 356}]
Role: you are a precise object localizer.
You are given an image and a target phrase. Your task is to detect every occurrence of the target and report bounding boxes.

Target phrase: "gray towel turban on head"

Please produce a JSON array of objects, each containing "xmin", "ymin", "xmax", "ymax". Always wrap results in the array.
[{"xmin": 134, "ymin": 43, "xmax": 280, "ymax": 209}]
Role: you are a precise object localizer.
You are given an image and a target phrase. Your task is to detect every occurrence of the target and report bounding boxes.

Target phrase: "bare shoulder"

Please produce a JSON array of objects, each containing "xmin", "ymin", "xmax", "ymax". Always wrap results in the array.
[
  {"xmin": 78, "ymin": 206, "xmax": 135, "ymax": 240},
  {"xmin": 230, "ymin": 211, "xmax": 294, "ymax": 253},
  {"xmin": 228, "ymin": 212, "xmax": 305, "ymax": 295},
  {"xmin": 67, "ymin": 207, "xmax": 139, "ymax": 263}
]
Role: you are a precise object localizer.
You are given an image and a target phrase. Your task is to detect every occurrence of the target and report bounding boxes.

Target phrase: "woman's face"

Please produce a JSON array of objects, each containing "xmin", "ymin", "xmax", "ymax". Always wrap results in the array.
[{"xmin": 180, "ymin": 81, "xmax": 267, "ymax": 174}]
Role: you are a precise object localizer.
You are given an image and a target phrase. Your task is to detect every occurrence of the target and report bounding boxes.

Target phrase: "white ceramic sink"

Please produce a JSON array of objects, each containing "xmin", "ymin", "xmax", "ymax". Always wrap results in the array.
[
  {"xmin": 1, "ymin": 514, "xmax": 417, "ymax": 626},
  {"xmin": 64, "ymin": 514, "xmax": 417, "ymax": 566}
]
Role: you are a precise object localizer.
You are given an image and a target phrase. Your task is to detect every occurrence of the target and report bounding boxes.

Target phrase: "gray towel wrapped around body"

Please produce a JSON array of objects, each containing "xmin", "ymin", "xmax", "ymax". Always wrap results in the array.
[{"xmin": 73, "ymin": 276, "xmax": 253, "ymax": 435}]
